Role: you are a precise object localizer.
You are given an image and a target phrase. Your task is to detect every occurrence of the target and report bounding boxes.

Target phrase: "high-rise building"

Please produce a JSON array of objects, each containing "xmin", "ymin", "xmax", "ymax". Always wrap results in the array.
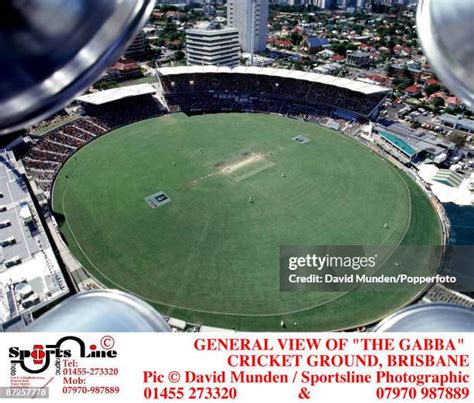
[
  {"xmin": 315, "ymin": 0, "xmax": 338, "ymax": 9},
  {"xmin": 227, "ymin": 0, "xmax": 269, "ymax": 53},
  {"xmin": 342, "ymin": 0, "xmax": 358, "ymax": 8},
  {"xmin": 124, "ymin": 30, "xmax": 146, "ymax": 59},
  {"xmin": 186, "ymin": 27, "xmax": 240, "ymax": 67}
]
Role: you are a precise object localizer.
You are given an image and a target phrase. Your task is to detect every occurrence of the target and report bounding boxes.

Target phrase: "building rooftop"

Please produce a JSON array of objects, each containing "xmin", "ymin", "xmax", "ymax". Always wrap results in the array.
[
  {"xmin": 332, "ymin": 54, "xmax": 346, "ymax": 61},
  {"xmin": 440, "ymin": 114, "xmax": 474, "ymax": 131},
  {"xmin": 375, "ymin": 123, "xmax": 454, "ymax": 157},
  {"xmin": 186, "ymin": 27, "xmax": 238, "ymax": 36},
  {"xmin": 305, "ymin": 37, "xmax": 330, "ymax": 49},
  {"xmin": 111, "ymin": 59, "xmax": 141, "ymax": 72},
  {"xmin": 379, "ymin": 130, "xmax": 417, "ymax": 157},
  {"xmin": 76, "ymin": 83, "xmax": 157, "ymax": 106},
  {"xmin": 392, "ymin": 61, "xmax": 422, "ymax": 72},
  {"xmin": 425, "ymin": 78, "xmax": 439, "ymax": 86},
  {"xmin": 348, "ymin": 51, "xmax": 370, "ymax": 58},
  {"xmin": 405, "ymin": 84, "xmax": 421, "ymax": 94},
  {"xmin": 0, "ymin": 151, "xmax": 68, "ymax": 328}
]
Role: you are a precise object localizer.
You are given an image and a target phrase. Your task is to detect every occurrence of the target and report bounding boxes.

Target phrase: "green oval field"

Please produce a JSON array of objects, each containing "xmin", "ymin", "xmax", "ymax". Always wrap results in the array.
[{"xmin": 52, "ymin": 113, "xmax": 441, "ymax": 330}]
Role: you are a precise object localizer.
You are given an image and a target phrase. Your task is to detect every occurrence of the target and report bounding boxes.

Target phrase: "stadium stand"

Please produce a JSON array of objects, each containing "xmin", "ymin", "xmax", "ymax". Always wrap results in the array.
[
  {"xmin": 23, "ymin": 69, "xmax": 390, "ymax": 193},
  {"xmin": 157, "ymin": 66, "xmax": 390, "ymax": 120},
  {"xmin": 23, "ymin": 92, "xmax": 163, "ymax": 192},
  {"xmin": 423, "ymin": 284, "xmax": 473, "ymax": 308},
  {"xmin": 432, "ymin": 169, "xmax": 465, "ymax": 188}
]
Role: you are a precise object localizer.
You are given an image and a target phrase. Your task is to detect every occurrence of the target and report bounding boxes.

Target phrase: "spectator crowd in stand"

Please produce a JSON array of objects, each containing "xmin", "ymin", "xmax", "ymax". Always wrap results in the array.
[
  {"xmin": 24, "ymin": 74, "xmax": 381, "ymax": 193},
  {"xmin": 23, "ymin": 95, "xmax": 162, "ymax": 192},
  {"xmin": 160, "ymin": 72, "xmax": 386, "ymax": 118},
  {"xmin": 83, "ymin": 96, "xmax": 163, "ymax": 128}
]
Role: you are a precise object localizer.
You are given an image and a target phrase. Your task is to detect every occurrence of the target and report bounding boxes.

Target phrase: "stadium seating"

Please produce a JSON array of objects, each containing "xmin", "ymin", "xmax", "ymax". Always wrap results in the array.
[
  {"xmin": 23, "ymin": 95, "xmax": 163, "ymax": 192},
  {"xmin": 160, "ymin": 73, "xmax": 386, "ymax": 118},
  {"xmin": 23, "ymin": 73, "xmax": 385, "ymax": 193}
]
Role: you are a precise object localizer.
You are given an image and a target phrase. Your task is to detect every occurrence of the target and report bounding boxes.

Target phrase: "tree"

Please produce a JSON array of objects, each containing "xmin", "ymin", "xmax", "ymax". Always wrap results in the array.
[
  {"xmin": 353, "ymin": 24, "xmax": 364, "ymax": 35},
  {"xmin": 331, "ymin": 41, "xmax": 349, "ymax": 56},
  {"xmin": 388, "ymin": 38, "xmax": 398, "ymax": 53},
  {"xmin": 402, "ymin": 66, "xmax": 411, "ymax": 80},
  {"xmin": 448, "ymin": 105, "xmax": 467, "ymax": 115},
  {"xmin": 94, "ymin": 80, "xmax": 118, "ymax": 90},
  {"xmin": 290, "ymin": 31, "xmax": 303, "ymax": 46},
  {"xmin": 150, "ymin": 38, "xmax": 165, "ymax": 48},
  {"xmin": 425, "ymin": 83, "xmax": 441, "ymax": 96},
  {"xmin": 431, "ymin": 97, "xmax": 445, "ymax": 110},
  {"xmin": 394, "ymin": 77, "xmax": 413, "ymax": 92},
  {"xmin": 163, "ymin": 22, "xmax": 178, "ymax": 36},
  {"xmin": 385, "ymin": 64, "xmax": 395, "ymax": 77},
  {"xmin": 346, "ymin": 43, "xmax": 358, "ymax": 52},
  {"xmin": 448, "ymin": 133, "xmax": 467, "ymax": 147},
  {"xmin": 174, "ymin": 51, "xmax": 185, "ymax": 61}
]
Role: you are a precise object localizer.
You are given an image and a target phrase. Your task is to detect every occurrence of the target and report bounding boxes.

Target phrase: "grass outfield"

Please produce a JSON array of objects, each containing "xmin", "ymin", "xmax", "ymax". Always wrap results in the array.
[{"xmin": 52, "ymin": 113, "xmax": 442, "ymax": 331}]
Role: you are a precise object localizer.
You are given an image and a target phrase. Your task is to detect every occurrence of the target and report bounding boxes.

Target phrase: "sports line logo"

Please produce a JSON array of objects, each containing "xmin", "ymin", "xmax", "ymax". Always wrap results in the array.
[{"xmin": 9, "ymin": 335, "xmax": 117, "ymax": 374}]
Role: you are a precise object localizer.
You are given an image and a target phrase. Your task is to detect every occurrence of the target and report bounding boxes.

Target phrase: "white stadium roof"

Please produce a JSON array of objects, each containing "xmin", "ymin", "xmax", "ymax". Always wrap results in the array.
[
  {"xmin": 76, "ymin": 83, "xmax": 157, "ymax": 105},
  {"xmin": 157, "ymin": 66, "xmax": 391, "ymax": 95}
]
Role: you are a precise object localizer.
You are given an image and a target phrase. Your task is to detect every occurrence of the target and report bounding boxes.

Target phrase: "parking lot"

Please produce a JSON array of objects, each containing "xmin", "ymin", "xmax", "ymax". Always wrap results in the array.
[{"xmin": 380, "ymin": 101, "xmax": 472, "ymax": 142}]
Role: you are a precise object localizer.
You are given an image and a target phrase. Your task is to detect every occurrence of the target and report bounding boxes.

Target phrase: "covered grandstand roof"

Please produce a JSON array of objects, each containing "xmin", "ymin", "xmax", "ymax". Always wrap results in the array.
[
  {"xmin": 157, "ymin": 66, "xmax": 391, "ymax": 96},
  {"xmin": 375, "ymin": 124, "xmax": 454, "ymax": 158},
  {"xmin": 379, "ymin": 130, "xmax": 417, "ymax": 157},
  {"xmin": 76, "ymin": 83, "xmax": 157, "ymax": 106}
]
